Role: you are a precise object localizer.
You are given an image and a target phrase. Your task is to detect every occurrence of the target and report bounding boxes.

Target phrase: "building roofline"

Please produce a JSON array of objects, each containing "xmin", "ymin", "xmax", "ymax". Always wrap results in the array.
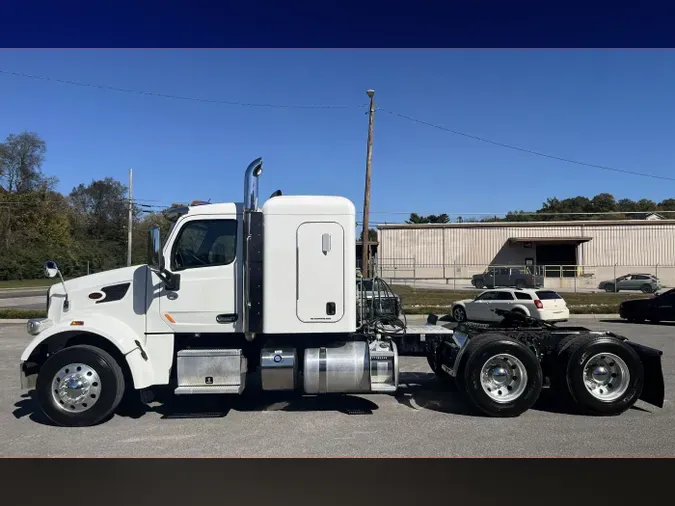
[{"xmin": 377, "ymin": 219, "xmax": 675, "ymax": 229}]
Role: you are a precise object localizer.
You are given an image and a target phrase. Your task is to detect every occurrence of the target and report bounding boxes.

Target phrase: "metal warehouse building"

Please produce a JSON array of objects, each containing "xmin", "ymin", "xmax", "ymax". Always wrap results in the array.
[{"xmin": 376, "ymin": 219, "xmax": 675, "ymax": 290}]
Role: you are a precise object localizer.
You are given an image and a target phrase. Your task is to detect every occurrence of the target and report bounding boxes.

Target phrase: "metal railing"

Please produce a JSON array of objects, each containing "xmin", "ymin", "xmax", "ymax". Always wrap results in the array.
[{"xmin": 370, "ymin": 259, "xmax": 675, "ymax": 293}]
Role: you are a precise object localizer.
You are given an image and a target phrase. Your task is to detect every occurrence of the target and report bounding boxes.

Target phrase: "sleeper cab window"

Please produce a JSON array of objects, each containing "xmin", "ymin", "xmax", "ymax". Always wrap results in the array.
[{"xmin": 172, "ymin": 219, "xmax": 237, "ymax": 270}]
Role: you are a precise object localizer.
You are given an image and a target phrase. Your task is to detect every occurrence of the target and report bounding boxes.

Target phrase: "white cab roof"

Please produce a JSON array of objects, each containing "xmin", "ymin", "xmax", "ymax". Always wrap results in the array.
[
  {"xmin": 186, "ymin": 202, "xmax": 241, "ymax": 216},
  {"xmin": 262, "ymin": 195, "xmax": 355, "ymax": 215}
]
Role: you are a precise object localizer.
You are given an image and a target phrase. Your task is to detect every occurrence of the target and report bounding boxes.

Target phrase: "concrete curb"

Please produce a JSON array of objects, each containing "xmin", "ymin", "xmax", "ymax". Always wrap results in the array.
[{"xmin": 0, "ymin": 319, "xmax": 30, "ymax": 324}]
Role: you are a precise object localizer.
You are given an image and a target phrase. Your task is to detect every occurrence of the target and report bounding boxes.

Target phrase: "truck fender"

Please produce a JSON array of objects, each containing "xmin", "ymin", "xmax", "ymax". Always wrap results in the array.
[{"xmin": 21, "ymin": 315, "xmax": 155, "ymax": 390}]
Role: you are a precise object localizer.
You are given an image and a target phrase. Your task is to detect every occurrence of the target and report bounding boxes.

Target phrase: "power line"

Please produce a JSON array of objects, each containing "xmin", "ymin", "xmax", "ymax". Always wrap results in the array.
[
  {"xmin": 0, "ymin": 69, "xmax": 366, "ymax": 110},
  {"xmin": 378, "ymin": 108, "xmax": 675, "ymax": 182},
  {"xmin": 358, "ymin": 210, "xmax": 675, "ymax": 216}
]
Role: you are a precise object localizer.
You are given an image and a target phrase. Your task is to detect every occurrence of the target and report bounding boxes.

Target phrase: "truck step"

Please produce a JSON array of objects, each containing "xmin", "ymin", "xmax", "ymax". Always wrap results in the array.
[{"xmin": 174, "ymin": 385, "xmax": 243, "ymax": 395}]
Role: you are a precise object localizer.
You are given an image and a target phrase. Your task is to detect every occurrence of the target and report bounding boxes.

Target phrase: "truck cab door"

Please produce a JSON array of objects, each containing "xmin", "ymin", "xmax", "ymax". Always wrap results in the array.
[{"xmin": 156, "ymin": 215, "xmax": 242, "ymax": 334}]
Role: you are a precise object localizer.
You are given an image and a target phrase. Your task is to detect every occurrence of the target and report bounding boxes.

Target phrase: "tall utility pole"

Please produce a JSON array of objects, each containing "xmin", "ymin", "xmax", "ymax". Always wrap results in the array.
[
  {"xmin": 361, "ymin": 89, "xmax": 375, "ymax": 278},
  {"xmin": 127, "ymin": 168, "xmax": 133, "ymax": 267}
]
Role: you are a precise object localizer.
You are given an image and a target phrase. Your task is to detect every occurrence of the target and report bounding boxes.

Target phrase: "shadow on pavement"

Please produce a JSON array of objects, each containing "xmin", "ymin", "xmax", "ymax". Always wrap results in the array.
[
  {"xmin": 599, "ymin": 319, "xmax": 675, "ymax": 327},
  {"xmin": 13, "ymin": 373, "xmax": 654, "ymax": 425},
  {"xmin": 13, "ymin": 392, "xmax": 56, "ymax": 426},
  {"xmin": 119, "ymin": 390, "xmax": 380, "ymax": 420}
]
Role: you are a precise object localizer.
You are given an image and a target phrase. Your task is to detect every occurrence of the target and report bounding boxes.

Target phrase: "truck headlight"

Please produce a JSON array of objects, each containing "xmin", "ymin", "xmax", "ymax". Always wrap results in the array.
[{"xmin": 27, "ymin": 318, "xmax": 53, "ymax": 336}]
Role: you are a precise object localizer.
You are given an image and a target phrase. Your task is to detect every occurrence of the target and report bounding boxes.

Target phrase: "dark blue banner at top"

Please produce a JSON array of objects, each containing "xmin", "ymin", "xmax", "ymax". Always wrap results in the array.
[{"xmin": 1, "ymin": 1, "xmax": 674, "ymax": 48}]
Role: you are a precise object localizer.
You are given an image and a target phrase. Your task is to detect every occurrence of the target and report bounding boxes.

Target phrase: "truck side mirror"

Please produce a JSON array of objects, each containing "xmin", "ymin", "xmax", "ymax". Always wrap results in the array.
[
  {"xmin": 44, "ymin": 260, "xmax": 59, "ymax": 279},
  {"xmin": 148, "ymin": 227, "xmax": 164, "ymax": 271},
  {"xmin": 147, "ymin": 226, "xmax": 180, "ymax": 291}
]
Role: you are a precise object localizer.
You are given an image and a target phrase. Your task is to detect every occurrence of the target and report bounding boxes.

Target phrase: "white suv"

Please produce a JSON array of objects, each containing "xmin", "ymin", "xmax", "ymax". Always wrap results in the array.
[{"xmin": 451, "ymin": 288, "xmax": 569, "ymax": 323}]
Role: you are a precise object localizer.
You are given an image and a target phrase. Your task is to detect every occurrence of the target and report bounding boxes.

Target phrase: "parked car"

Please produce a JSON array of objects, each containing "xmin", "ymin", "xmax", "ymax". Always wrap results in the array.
[
  {"xmin": 619, "ymin": 287, "xmax": 675, "ymax": 323},
  {"xmin": 471, "ymin": 266, "xmax": 544, "ymax": 289},
  {"xmin": 598, "ymin": 273, "xmax": 661, "ymax": 293},
  {"xmin": 451, "ymin": 288, "xmax": 569, "ymax": 323}
]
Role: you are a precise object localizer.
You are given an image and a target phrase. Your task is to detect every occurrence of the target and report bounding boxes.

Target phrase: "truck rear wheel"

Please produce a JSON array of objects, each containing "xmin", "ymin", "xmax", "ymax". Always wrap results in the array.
[
  {"xmin": 458, "ymin": 334, "xmax": 543, "ymax": 417},
  {"xmin": 36, "ymin": 345, "xmax": 126, "ymax": 427},
  {"xmin": 555, "ymin": 336, "xmax": 644, "ymax": 416}
]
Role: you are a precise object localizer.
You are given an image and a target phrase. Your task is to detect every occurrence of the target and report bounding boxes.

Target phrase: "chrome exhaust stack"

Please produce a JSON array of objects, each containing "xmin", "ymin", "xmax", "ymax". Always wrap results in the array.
[
  {"xmin": 244, "ymin": 157, "xmax": 263, "ymax": 212},
  {"xmin": 243, "ymin": 157, "xmax": 263, "ymax": 340}
]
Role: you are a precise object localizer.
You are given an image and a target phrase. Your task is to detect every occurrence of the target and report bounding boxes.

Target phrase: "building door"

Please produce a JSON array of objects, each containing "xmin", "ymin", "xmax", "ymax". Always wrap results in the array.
[{"xmin": 536, "ymin": 243, "xmax": 577, "ymax": 278}]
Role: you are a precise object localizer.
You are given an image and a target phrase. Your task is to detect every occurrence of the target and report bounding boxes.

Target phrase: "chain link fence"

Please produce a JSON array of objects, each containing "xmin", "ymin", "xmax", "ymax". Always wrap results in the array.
[{"xmin": 372, "ymin": 258, "xmax": 675, "ymax": 293}]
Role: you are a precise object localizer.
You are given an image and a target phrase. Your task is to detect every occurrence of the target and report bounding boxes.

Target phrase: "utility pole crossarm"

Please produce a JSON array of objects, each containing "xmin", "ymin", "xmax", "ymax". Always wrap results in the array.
[{"xmin": 361, "ymin": 89, "xmax": 375, "ymax": 278}]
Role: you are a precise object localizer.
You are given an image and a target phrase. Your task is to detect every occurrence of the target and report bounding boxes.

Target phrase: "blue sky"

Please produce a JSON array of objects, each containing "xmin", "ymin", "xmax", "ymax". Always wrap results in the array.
[{"xmin": 1, "ymin": 50, "xmax": 674, "ymax": 224}]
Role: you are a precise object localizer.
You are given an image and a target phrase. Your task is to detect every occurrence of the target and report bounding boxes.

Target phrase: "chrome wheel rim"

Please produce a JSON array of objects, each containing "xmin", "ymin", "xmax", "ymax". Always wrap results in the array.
[
  {"xmin": 582, "ymin": 353, "xmax": 630, "ymax": 402},
  {"xmin": 480, "ymin": 354, "xmax": 528, "ymax": 403},
  {"xmin": 453, "ymin": 307, "xmax": 465, "ymax": 321},
  {"xmin": 51, "ymin": 363, "xmax": 101, "ymax": 413}
]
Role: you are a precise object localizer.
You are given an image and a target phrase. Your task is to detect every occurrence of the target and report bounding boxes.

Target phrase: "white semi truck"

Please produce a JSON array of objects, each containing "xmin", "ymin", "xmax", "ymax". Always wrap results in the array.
[{"xmin": 19, "ymin": 158, "xmax": 665, "ymax": 426}]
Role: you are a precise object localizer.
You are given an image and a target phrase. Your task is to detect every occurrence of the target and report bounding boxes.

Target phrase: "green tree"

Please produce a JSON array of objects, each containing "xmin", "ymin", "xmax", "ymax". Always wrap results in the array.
[
  {"xmin": 0, "ymin": 132, "xmax": 52, "ymax": 193},
  {"xmin": 405, "ymin": 213, "xmax": 450, "ymax": 224},
  {"xmin": 359, "ymin": 228, "xmax": 378, "ymax": 242},
  {"xmin": 68, "ymin": 177, "xmax": 140, "ymax": 272}
]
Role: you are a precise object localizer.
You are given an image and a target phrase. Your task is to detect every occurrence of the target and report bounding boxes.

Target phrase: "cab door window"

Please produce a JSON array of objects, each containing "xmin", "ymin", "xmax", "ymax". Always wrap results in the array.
[{"xmin": 172, "ymin": 219, "xmax": 237, "ymax": 270}]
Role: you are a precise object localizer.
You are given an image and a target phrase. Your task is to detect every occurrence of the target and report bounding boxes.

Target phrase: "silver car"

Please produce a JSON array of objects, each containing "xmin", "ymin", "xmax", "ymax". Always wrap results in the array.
[{"xmin": 598, "ymin": 273, "xmax": 661, "ymax": 293}]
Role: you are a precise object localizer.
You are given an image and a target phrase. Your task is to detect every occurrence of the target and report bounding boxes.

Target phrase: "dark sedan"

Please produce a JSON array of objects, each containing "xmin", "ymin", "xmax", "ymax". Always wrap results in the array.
[{"xmin": 619, "ymin": 288, "xmax": 675, "ymax": 323}]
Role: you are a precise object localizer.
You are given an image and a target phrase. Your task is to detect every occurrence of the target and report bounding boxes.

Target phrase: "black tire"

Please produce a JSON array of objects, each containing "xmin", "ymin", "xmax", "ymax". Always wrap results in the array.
[
  {"xmin": 641, "ymin": 284, "xmax": 654, "ymax": 294},
  {"xmin": 605, "ymin": 285, "xmax": 616, "ymax": 293},
  {"xmin": 457, "ymin": 334, "xmax": 543, "ymax": 417},
  {"xmin": 452, "ymin": 305, "xmax": 467, "ymax": 323},
  {"xmin": 555, "ymin": 335, "xmax": 643, "ymax": 416},
  {"xmin": 36, "ymin": 344, "xmax": 126, "ymax": 427},
  {"xmin": 474, "ymin": 280, "xmax": 485, "ymax": 289},
  {"xmin": 515, "ymin": 280, "xmax": 525, "ymax": 289}
]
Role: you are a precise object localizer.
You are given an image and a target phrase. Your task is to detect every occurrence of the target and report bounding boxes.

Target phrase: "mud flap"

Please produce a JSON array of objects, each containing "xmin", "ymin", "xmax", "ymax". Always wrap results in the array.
[{"xmin": 626, "ymin": 341, "xmax": 665, "ymax": 408}]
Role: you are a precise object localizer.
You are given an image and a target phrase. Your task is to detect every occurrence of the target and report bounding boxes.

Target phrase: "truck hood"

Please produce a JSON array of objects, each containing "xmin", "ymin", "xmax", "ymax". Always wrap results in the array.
[{"xmin": 49, "ymin": 265, "xmax": 146, "ymax": 297}]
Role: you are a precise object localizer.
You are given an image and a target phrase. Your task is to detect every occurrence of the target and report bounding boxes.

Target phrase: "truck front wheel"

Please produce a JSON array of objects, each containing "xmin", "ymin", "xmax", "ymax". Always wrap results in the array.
[
  {"xmin": 36, "ymin": 345, "xmax": 126, "ymax": 427},
  {"xmin": 458, "ymin": 335, "xmax": 543, "ymax": 417}
]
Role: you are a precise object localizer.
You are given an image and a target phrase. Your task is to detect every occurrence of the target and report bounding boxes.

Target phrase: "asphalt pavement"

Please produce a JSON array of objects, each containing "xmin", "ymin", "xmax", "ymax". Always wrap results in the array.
[{"xmin": 1, "ymin": 318, "xmax": 673, "ymax": 457}]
